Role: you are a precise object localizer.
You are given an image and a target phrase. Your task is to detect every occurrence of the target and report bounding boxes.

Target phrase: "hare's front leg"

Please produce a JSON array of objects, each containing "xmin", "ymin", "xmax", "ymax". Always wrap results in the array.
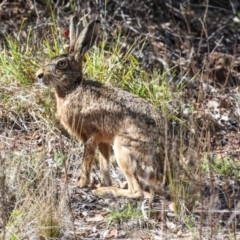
[
  {"xmin": 99, "ymin": 143, "xmax": 112, "ymax": 186},
  {"xmin": 77, "ymin": 141, "xmax": 96, "ymax": 188}
]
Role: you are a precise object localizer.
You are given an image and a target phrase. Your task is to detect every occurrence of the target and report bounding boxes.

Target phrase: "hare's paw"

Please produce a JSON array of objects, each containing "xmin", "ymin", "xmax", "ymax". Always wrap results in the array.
[
  {"xmin": 92, "ymin": 187, "xmax": 143, "ymax": 199},
  {"xmin": 92, "ymin": 187, "xmax": 118, "ymax": 198},
  {"xmin": 77, "ymin": 176, "xmax": 90, "ymax": 188}
]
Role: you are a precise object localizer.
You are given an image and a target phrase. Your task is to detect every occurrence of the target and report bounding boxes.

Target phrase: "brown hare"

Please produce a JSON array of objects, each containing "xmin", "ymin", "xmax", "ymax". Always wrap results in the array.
[{"xmin": 36, "ymin": 16, "xmax": 164, "ymax": 199}]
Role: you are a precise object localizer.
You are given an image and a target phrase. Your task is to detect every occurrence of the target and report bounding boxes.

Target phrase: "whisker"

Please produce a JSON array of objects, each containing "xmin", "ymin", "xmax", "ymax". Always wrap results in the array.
[
  {"xmin": 55, "ymin": 80, "xmax": 68, "ymax": 92},
  {"xmin": 49, "ymin": 76, "xmax": 68, "ymax": 93}
]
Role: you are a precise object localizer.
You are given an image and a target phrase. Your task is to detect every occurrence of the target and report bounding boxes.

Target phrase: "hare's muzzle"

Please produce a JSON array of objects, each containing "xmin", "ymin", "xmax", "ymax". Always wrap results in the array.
[{"xmin": 36, "ymin": 69, "xmax": 45, "ymax": 84}]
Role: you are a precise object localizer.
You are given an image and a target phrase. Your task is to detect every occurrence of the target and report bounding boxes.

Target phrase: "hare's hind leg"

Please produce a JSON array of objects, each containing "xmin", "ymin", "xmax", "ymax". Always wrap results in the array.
[
  {"xmin": 77, "ymin": 140, "xmax": 96, "ymax": 188},
  {"xmin": 93, "ymin": 138, "xmax": 143, "ymax": 199},
  {"xmin": 98, "ymin": 143, "xmax": 112, "ymax": 186},
  {"xmin": 114, "ymin": 140, "xmax": 143, "ymax": 198}
]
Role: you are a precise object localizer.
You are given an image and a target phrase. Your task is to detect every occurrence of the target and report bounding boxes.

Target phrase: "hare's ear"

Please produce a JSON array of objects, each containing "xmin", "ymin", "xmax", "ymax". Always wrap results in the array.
[
  {"xmin": 74, "ymin": 20, "xmax": 101, "ymax": 61},
  {"xmin": 69, "ymin": 16, "xmax": 80, "ymax": 51}
]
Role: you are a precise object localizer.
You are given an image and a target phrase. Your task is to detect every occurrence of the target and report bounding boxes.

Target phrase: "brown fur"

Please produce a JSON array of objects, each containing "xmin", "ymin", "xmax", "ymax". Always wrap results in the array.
[{"xmin": 36, "ymin": 16, "xmax": 164, "ymax": 199}]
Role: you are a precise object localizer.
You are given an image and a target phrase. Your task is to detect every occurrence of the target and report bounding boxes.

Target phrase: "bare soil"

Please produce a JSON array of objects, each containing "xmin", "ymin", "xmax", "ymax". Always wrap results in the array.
[{"xmin": 1, "ymin": 0, "xmax": 240, "ymax": 239}]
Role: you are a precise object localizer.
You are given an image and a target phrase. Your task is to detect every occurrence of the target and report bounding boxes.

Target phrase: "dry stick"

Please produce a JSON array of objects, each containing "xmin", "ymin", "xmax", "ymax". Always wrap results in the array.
[
  {"xmin": 160, "ymin": 113, "xmax": 169, "ymax": 238},
  {"xmin": 206, "ymin": 127, "xmax": 215, "ymax": 240},
  {"xmin": 63, "ymin": 136, "xmax": 77, "ymax": 240},
  {"xmin": 141, "ymin": 199, "xmax": 148, "ymax": 220},
  {"xmin": 192, "ymin": 115, "xmax": 205, "ymax": 240},
  {"xmin": 198, "ymin": 155, "xmax": 203, "ymax": 240},
  {"xmin": 180, "ymin": 3, "xmax": 191, "ymax": 36},
  {"xmin": 33, "ymin": 0, "xmax": 40, "ymax": 20},
  {"xmin": 197, "ymin": 116, "xmax": 209, "ymax": 240},
  {"xmin": 197, "ymin": 0, "xmax": 209, "ymax": 57},
  {"xmin": 210, "ymin": 36, "xmax": 224, "ymax": 55},
  {"xmin": 224, "ymin": 39, "xmax": 237, "ymax": 87},
  {"xmin": 168, "ymin": 1, "xmax": 184, "ymax": 55},
  {"xmin": 197, "ymin": 0, "xmax": 209, "ymax": 104},
  {"xmin": 0, "ymin": 155, "xmax": 6, "ymax": 240},
  {"xmin": 226, "ymin": 42, "xmax": 239, "ymax": 239},
  {"xmin": 0, "ymin": 0, "xmax": 7, "ymax": 8},
  {"xmin": 227, "ymin": 201, "xmax": 240, "ymax": 228},
  {"xmin": 221, "ymin": 160, "xmax": 234, "ymax": 234},
  {"xmin": 229, "ymin": 0, "xmax": 237, "ymax": 14}
]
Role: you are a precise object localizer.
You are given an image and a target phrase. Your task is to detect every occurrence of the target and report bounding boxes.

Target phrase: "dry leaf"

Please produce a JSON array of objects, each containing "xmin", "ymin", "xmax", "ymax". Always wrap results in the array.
[
  {"xmin": 85, "ymin": 214, "xmax": 104, "ymax": 222},
  {"xmin": 166, "ymin": 220, "xmax": 176, "ymax": 230},
  {"xmin": 168, "ymin": 202, "xmax": 175, "ymax": 212},
  {"xmin": 177, "ymin": 230, "xmax": 183, "ymax": 237},
  {"xmin": 104, "ymin": 228, "xmax": 118, "ymax": 239}
]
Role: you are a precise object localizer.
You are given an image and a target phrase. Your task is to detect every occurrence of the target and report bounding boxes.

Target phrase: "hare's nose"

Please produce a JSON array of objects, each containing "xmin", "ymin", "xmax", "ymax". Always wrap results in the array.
[
  {"xmin": 37, "ymin": 73, "xmax": 44, "ymax": 79},
  {"xmin": 36, "ymin": 68, "xmax": 44, "ymax": 79}
]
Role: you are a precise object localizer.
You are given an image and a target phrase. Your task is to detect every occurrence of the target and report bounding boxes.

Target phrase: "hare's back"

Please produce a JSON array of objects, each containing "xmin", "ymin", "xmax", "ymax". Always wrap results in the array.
[{"xmin": 81, "ymin": 80, "xmax": 162, "ymax": 127}]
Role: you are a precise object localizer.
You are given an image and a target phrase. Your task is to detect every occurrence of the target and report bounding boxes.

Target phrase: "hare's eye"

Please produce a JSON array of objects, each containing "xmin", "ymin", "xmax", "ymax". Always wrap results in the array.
[{"xmin": 57, "ymin": 60, "xmax": 67, "ymax": 68}]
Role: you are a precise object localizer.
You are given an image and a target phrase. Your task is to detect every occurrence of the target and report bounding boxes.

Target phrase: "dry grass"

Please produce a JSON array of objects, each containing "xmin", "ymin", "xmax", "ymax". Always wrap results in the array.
[{"xmin": 0, "ymin": 8, "xmax": 240, "ymax": 239}]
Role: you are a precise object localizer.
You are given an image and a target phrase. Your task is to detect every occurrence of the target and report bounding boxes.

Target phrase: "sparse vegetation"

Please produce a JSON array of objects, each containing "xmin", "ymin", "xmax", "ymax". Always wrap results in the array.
[
  {"xmin": 106, "ymin": 203, "xmax": 144, "ymax": 225},
  {"xmin": 202, "ymin": 156, "xmax": 240, "ymax": 178},
  {"xmin": 1, "ymin": 0, "xmax": 240, "ymax": 239}
]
